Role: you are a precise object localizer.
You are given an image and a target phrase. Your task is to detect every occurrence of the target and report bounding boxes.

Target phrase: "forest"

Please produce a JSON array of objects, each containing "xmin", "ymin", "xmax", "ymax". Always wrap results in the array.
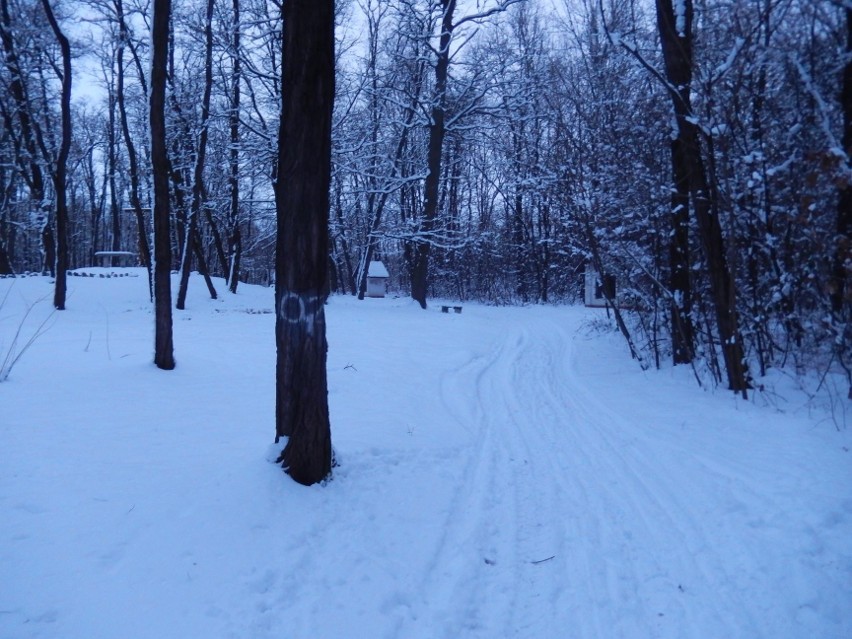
[{"xmin": 0, "ymin": 0, "xmax": 850, "ymax": 397}]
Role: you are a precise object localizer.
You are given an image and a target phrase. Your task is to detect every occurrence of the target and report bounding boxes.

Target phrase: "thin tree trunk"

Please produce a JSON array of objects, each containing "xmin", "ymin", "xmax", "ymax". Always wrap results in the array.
[
  {"xmin": 201, "ymin": 191, "xmax": 227, "ymax": 275},
  {"xmin": 42, "ymin": 0, "xmax": 70, "ymax": 310},
  {"xmin": 834, "ymin": 8, "xmax": 852, "ymax": 398},
  {"xmin": 107, "ymin": 81, "xmax": 121, "ymax": 263},
  {"xmin": 227, "ymin": 0, "xmax": 242, "ymax": 293},
  {"xmin": 191, "ymin": 225, "xmax": 217, "ymax": 299},
  {"xmin": 115, "ymin": 0, "xmax": 152, "ymax": 291},
  {"xmin": 333, "ymin": 184, "xmax": 355, "ymax": 294},
  {"xmin": 0, "ymin": 162, "xmax": 12, "ymax": 274},
  {"xmin": 669, "ymin": 137, "xmax": 694, "ymax": 364},
  {"xmin": 274, "ymin": 0, "xmax": 334, "ymax": 486},
  {"xmin": 0, "ymin": 241, "xmax": 11, "ymax": 274},
  {"xmin": 176, "ymin": 0, "xmax": 215, "ymax": 309},
  {"xmin": 151, "ymin": 0, "xmax": 175, "ymax": 370}
]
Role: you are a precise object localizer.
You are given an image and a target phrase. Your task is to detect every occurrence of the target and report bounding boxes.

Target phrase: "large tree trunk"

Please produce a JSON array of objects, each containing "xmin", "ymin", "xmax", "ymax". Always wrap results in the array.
[
  {"xmin": 656, "ymin": 0, "xmax": 748, "ymax": 394},
  {"xmin": 273, "ymin": 0, "xmax": 334, "ymax": 485},
  {"xmin": 150, "ymin": 0, "xmax": 175, "ymax": 370},
  {"xmin": 410, "ymin": 0, "xmax": 455, "ymax": 309},
  {"xmin": 42, "ymin": 0, "xmax": 70, "ymax": 310}
]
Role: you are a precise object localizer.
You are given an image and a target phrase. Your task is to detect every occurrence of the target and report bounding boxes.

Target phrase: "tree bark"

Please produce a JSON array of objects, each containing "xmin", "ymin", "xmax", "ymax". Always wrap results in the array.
[
  {"xmin": 411, "ymin": 0, "xmax": 455, "ymax": 309},
  {"xmin": 273, "ymin": 0, "xmax": 334, "ymax": 485},
  {"xmin": 656, "ymin": 0, "xmax": 748, "ymax": 393},
  {"xmin": 115, "ymin": 0, "xmax": 152, "ymax": 292},
  {"xmin": 833, "ymin": 8, "xmax": 852, "ymax": 318},
  {"xmin": 227, "ymin": 0, "xmax": 242, "ymax": 293},
  {"xmin": 669, "ymin": 137, "xmax": 694, "ymax": 364},
  {"xmin": 176, "ymin": 0, "xmax": 215, "ymax": 310},
  {"xmin": 0, "ymin": 241, "xmax": 11, "ymax": 275},
  {"xmin": 41, "ymin": 0, "xmax": 70, "ymax": 310},
  {"xmin": 107, "ymin": 81, "xmax": 121, "ymax": 263},
  {"xmin": 150, "ymin": 0, "xmax": 175, "ymax": 370}
]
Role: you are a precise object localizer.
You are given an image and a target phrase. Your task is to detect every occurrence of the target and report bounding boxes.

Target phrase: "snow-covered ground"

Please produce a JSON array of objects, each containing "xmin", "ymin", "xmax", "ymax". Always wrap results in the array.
[{"xmin": 1, "ymin": 269, "xmax": 851, "ymax": 639}]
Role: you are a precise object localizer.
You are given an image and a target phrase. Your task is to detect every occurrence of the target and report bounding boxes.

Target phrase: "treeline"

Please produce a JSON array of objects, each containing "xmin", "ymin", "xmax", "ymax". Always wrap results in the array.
[{"xmin": 0, "ymin": 0, "xmax": 849, "ymax": 394}]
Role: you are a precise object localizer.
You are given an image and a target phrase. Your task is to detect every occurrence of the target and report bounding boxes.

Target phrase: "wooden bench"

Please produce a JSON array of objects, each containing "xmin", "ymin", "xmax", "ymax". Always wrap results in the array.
[{"xmin": 440, "ymin": 305, "xmax": 463, "ymax": 314}]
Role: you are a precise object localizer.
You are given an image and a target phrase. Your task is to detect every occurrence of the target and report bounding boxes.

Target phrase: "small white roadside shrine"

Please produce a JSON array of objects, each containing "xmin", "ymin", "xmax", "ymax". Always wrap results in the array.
[
  {"xmin": 366, "ymin": 260, "xmax": 389, "ymax": 298},
  {"xmin": 584, "ymin": 268, "xmax": 617, "ymax": 307}
]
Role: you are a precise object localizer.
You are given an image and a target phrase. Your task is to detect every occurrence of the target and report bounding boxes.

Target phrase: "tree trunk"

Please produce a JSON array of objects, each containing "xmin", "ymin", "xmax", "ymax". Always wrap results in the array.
[
  {"xmin": 108, "ymin": 83, "xmax": 121, "ymax": 264},
  {"xmin": 273, "ymin": 0, "xmax": 334, "ymax": 486},
  {"xmin": 332, "ymin": 185, "xmax": 355, "ymax": 295},
  {"xmin": 410, "ymin": 0, "xmax": 455, "ymax": 309},
  {"xmin": 0, "ymin": 240, "xmax": 11, "ymax": 275},
  {"xmin": 669, "ymin": 137, "xmax": 694, "ymax": 364},
  {"xmin": 41, "ymin": 220, "xmax": 55, "ymax": 277},
  {"xmin": 150, "ymin": 0, "xmax": 175, "ymax": 370},
  {"xmin": 227, "ymin": 0, "xmax": 242, "ymax": 293},
  {"xmin": 191, "ymin": 225, "xmax": 217, "ymax": 299},
  {"xmin": 833, "ymin": 8, "xmax": 852, "ymax": 318},
  {"xmin": 41, "ymin": 0, "xmax": 70, "ymax": 310},
  {"xmin": 115, "ymin": 0, "xmax": 152, "ymax": 292},
  {"xmin": 835, "ymin": 8, "xmax": 852, "ymax": 398},
  {"xmin": 656, "ymin": 0, "xmax": 748, "ymax": 393},
  {"xmin": 176, "ymin": 0, "xmax": 215, "ymax": 310}
]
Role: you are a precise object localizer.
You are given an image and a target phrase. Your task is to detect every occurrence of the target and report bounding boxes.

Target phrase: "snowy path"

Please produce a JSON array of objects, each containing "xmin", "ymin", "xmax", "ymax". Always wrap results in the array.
[
  {"xmin": 1, "ymin": 276, "xmax": 850, "ymax": 639},
  {"xmin": 389, "ymin": 310, "xmax": 852, "ymax": 639}
]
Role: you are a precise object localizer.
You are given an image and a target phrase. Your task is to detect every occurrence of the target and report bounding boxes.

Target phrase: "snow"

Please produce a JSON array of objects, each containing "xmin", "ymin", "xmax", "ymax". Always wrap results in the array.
[
  {"xmin": 367, "ymin": 260, "xmax": 389, "ymax": 278},
  {"xmin": 674, "ymin": 0, "xmax": 686, "ymax": 38},
  {"xmin": 1, "ymin": 270, "xmax": 851, "ymax": 639}
]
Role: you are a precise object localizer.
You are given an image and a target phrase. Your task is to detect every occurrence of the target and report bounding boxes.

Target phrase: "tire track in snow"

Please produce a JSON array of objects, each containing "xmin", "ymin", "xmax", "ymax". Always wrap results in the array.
[
  {"xmin": 386, "ymin": 307, "xmax": 844, "ymax": 639},
  {"xmin": 524, "ymin": 313, "xmax": 769, "ymax": 638},
  {"xmin": 401, "ymin": 321, "xmax": 594, "ymax": 637},
  {"xmin": 398, "ymin": 334, "xmax": 523, "ymax": 638},
  {"xmin": 525, "ymin": 311, "xmax": 830, "ymax": 638},
  {"xmin": 401, "ymin": 309, "xmax": 785, "ymax": 638}
]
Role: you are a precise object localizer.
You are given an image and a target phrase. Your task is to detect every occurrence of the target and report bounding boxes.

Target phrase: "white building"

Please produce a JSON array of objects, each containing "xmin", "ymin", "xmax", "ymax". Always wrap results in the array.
[
  {"xmin": 366, "ymin": 260, "xmax": 389, "ymax": 298},
  {"xmin": 584, "ymin": 268, "xmax": 617, "ymax": 307}
]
